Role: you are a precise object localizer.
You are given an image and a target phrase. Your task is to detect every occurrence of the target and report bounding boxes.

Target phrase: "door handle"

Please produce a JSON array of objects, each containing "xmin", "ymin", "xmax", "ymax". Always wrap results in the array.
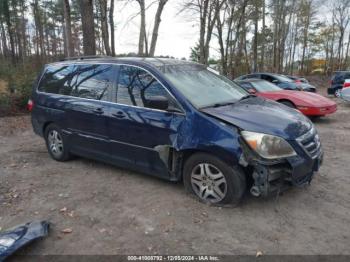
[
  {"xmin": 92, "ymin": 107, "xmax": 104, "ymax": 114},
  {"xmin": 112, "ymin": 111, "xmax": 126, "ymax": 118}
]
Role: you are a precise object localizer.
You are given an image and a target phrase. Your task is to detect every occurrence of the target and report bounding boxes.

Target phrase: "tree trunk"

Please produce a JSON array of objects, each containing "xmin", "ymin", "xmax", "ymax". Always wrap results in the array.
[
  {"xmin": 109, "ymin": 0, "xmax": 115, "ymax": 56},
  {"xmin": 99, "ymin": 0, "xmax": 111, "ymax": 55},
  {"xmin": 137, "ymin": 0, "xmax": 146, "ymax": 56},
  {"xmin": 32, "ymin": 0, "xmax": 46, "ymax": 58},
  {"xmin": 149, "ymin": 0, "xmax": 168, "ymax": 57},
  {"xmin": 344, "ymin": 30, "xmax": 350, "ymax": 68},
  {"xmin": 198, "ymin": 0, "xmax": 209, "ymax": 64},
  {"xmin": 78, "ymin": 0, "xmax": 96, "ymax": 55},
  {"xmin": 253, "ymin": 0, "xmax": 259, "ymax": 72},
  {"xmin": 63, "ymin": 0, "xmax": 74, "ymax": 57},
  {"xmin": 260, "ymin": 0, "xmax": 265, "ymax": 71},
  {"xmin": 216, "ymin": 12, "xmax": 226, "ymax": 75},
  {"xmin": 3, "ymin": 0, "xmax": 16, "ymax": 63}
]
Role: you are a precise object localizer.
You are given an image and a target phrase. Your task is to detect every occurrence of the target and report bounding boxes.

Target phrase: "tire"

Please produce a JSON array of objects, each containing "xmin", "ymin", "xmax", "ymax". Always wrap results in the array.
[
  {"xmin": 183, "ymin": 153, "xmax": 246, "ymax": 205},
  {"xmin": 280, "ymin": 100, "xmax": 295, "ymax": 108},
  {"xmin": 334, "ymin": 88, "xmax": 341, "ymax": 98},
  {"xmin": 44, "ymin": 123, "xmax": 72, "ymax": 161}
]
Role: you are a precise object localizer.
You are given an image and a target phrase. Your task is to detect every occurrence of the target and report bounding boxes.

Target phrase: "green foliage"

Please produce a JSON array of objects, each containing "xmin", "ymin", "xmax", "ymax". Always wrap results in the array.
[
  {"xmin": 0, "ymin": 60, "xmax": 38, "ymax": 116},
  {"xmin": 190, "ymin": 43, "xmax": 200, "ymax": 62}
]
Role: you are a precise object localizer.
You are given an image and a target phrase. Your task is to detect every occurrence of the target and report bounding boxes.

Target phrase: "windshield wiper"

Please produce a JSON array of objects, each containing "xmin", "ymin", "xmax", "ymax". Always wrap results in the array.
[{"xmin": 201, "ymin": 101, "xmax": 236, "ymax": 109}]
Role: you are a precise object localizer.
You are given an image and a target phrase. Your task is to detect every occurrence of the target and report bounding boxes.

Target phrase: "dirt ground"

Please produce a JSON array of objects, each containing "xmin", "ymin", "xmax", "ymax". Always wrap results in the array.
[{"xmin": 0, "ymin": 81, "xmax": 350, "ymax": 256}]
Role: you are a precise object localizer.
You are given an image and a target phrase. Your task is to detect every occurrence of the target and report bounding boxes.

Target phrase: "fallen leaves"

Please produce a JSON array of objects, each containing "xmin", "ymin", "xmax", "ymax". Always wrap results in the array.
[
  {"xmin": 61, "ymin": 228, "xmax": 73, "ymax": 234},
  {"xmin": 59, "ymin": 207, "xmax": 76, "ymax": 218}
]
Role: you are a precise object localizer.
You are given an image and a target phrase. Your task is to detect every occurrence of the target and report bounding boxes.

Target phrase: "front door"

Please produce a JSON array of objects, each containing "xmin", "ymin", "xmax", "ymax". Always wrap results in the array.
[{"xmin": 107, "ymin": 65, "xmax": 185, "ymax": 178}]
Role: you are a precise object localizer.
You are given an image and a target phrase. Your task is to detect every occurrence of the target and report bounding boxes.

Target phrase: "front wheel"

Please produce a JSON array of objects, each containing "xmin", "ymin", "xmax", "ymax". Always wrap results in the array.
[
  {"xmin": 44, "ymin": 124, "xmax": 72, "ymax": 161},
  {"xmin": 334, "ymin": 88, "xmax": 341, "ymax": 97},
  {"xmin": 183, "ymin": 153, "xmax": 246, "ymax": 205}
]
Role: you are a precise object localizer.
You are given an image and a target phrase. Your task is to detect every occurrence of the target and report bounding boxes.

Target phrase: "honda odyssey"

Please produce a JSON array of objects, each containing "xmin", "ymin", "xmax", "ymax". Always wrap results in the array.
[{"xmin": 30, "ymin": 57, "xmax": 323, "ymax": 205}]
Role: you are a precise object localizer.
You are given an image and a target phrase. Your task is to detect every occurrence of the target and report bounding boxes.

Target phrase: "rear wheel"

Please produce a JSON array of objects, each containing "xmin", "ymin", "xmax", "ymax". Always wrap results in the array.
[
  {"xmin": 334, "ymin": 88, "xmax": 341, "ymax": 97},
  {"xmin": 280, "ymin": 100, "xmax": 295, "ymax": 108},
  {"xmin": 183, "ymin": 153, "xmax": 246, "ymax": 205},
  {"xmin": 44, "ymin": 124, "xmax": 71, "ymax": 161}
]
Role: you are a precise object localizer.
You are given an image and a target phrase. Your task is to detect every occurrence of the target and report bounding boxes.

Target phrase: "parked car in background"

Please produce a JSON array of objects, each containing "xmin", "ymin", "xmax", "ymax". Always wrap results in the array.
[
  {"xmin": 29, "ymin": 57, "xmax": 323, "ymax": 205},
  {"xmin": 236, "ymin": 73, "xmax": 316, "ymax": 92},
  {"xmin": 236, "ymin": 79, "xmax": 337, "ymax": 117},
  {"xmin": 340, "ymin": 87, "xmax": 350, "ymax": 103},
  {"xmin": 342, "ymin": 79, "xmax": 350, "ymax": 89},
  {"xmin": 286, "ymin": 75, "xmax": 309, "ymax": 84},
  {"xmin": 328, "ymin": 71, "xmax": 350, "ymax": 97}
]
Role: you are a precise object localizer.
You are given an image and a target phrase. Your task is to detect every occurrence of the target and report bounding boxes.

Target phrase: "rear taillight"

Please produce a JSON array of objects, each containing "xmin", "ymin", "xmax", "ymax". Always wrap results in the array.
[
  {"xmin": 343, "ymin": 82, "xmax": 350, "ymax": 88},
  {"xmin": 27, "ymin": 99, "xmax": 34, "ymax": 111},
  {"xmin": 295, "ymin": 79, "xmax": 301, "ymax": 84}
]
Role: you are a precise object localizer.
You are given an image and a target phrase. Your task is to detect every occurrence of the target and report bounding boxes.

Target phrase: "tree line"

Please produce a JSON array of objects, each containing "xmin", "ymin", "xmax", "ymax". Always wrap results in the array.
[{"xmin": 1, "ymin": 0, "xmax": 350, "ymax": 78}]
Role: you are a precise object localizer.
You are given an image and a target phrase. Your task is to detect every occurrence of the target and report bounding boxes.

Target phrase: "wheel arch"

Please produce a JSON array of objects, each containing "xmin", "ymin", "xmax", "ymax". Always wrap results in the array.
[
  {"xmin": 277, "ymin": 99, "xmax": 296, "ymax": 108},
  {"xmin": 42, "ymin": 121, "xmax": 54, "ymax": 135},
  {"xmin": 175, "ymin": 146, "xmax": 241, "ymax": 181}
]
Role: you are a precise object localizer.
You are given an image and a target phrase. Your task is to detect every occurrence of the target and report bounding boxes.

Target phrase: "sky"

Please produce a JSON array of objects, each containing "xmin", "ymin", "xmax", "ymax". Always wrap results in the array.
[
  {"xmin": 113, "ymin": 1, "xmax": 199, "ymax": 59},
  {"xmin": 112, "ymin": 0, "xmax": 333, "ymax": 60}
]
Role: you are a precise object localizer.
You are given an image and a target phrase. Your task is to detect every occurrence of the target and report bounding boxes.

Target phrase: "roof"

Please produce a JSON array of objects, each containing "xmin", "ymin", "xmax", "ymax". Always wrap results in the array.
[
  {"xmin": 52, "ymin": 56, "xmax": 197, "ymax": 71},
  {"xmin": 236, "ymin": 78, "xmax": 263, "ymax": 83}
]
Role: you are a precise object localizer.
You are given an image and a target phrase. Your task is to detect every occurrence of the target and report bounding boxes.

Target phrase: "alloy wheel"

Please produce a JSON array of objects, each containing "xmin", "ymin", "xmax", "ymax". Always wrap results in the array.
[
  {"xmin": 48, "ymin": 130, "xmax": 64, "ymax": 158},
  {"xmin": 190, "ymin": 163, "xmax": 227, "ymax": 203}
]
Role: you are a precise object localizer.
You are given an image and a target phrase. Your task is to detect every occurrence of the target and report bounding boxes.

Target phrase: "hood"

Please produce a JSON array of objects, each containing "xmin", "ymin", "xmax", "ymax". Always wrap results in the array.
[
  {"xmin": 287, "ymin": 90, "xmax": 334, "ymax": 107},
  {"xmin": 263, "ymin": 90, "xmax": 336, "ymax": 107},
  {"xmin": 201, "ymin": 97, "xmax": 312, "ymax": 140}
]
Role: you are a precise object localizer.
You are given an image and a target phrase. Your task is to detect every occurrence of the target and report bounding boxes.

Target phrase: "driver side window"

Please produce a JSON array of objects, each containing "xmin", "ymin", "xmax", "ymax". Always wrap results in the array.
[{"xmin": 116, "ymin": 65, "xmax": 180, "ymax": 111}]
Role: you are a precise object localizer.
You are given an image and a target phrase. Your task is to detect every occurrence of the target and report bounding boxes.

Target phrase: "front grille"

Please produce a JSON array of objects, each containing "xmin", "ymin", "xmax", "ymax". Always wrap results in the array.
[{"xmin": 297, "ymin": 127, "xmax": 322, "ymax": 159}]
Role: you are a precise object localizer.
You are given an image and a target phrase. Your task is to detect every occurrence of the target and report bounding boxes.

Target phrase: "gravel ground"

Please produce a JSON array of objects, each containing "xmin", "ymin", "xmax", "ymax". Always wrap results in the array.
[{"xmin": 0, "ymin": 83, "xmax": 349, "ymax": 256}]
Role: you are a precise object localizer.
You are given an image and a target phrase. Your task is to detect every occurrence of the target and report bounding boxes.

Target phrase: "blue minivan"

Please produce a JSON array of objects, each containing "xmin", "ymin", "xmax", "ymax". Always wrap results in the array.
[{"xmin": 30, "ymin": 57, "xmax": 323, "ymax": 205}]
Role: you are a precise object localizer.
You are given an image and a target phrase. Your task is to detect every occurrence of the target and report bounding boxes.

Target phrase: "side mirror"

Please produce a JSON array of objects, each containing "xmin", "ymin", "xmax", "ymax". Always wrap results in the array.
[
  {"xmin": 145, "ymin": 96, "xmax": 169, "ymax": 110},
  {"xmin": 272, "ymin": 79, "xmax": 279, "ymax": 84},
  {"xmin": 247, "ymin": 88, "xmax": 257, "ymax": 94}
]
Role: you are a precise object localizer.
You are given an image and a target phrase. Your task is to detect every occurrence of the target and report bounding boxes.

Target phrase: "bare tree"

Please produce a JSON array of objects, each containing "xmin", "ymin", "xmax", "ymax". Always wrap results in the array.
[
  {"xmin": 136, "ymin": 0, "xmax": 146, "ymax": 55},
  {"xmin": 78, "ymin": 0, "xmax": 96, "ymax": 55},
  {"xmin": 63, "ymin": 0, "xmax": 74, "ymax": 57},
  {"xmin": 109, "ymin": 0, "xmax": 116, "ymax": 56},
  {"xmin": 333, "ymin": 0, "xmax": 350, "ymax": 69},
  {"xmin": 99, "ymin": 0, "xmax": 111, "ymax": 55},
  {"xmin": 182, "ymin": 0, "xmax": 225, "ymax": 65},
  {"xmin": 149, "ymin": 0, "xmax": 168, "ymax": 57}
]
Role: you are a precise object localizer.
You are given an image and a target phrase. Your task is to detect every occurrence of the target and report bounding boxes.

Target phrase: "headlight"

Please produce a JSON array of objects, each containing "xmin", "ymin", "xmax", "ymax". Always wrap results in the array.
[{"xmin": 241, "ymin": 131, "xmax": 296, "ymax": 159}]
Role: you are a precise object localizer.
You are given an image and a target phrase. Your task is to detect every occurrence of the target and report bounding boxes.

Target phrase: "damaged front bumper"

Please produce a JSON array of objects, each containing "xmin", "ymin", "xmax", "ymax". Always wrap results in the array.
[
  {"xmin": 239, "ymin": 135, "xmax": 323, "ymax": 197},
  {"xmin": 0, "ymin": 221, "xmax": 49, "ymax": 260}
]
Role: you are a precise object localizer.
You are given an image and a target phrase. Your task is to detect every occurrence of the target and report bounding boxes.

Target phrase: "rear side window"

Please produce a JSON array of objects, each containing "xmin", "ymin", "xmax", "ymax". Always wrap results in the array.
[
  {"xmin": 38, "ymin": 65, "xmax": 75, "ymax": 94},
  {"xmin": 70, "ymin": 64, "xmax": 114, "ymax": 100},
  {"xmin": 38, "ymin": 64, "xmax": 115, "ymax": 101}
]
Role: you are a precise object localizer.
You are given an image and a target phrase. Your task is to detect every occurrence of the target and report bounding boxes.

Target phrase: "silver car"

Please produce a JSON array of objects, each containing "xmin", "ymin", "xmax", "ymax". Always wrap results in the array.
[{"xmin": 340, "ymin": 88, "xmax": 350, "ymax": 102}]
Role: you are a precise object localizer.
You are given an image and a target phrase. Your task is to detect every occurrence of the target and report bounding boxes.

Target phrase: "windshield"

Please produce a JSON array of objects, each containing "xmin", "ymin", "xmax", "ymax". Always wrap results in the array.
[
  {"xmin": 251, "ymin": 80, "xmax": 282, "ymax": 92},
  {"xmin": 163, "ymin": 65, "xmax": 248, "ymax": 108},
  {"xmin": 274, "ymin": 74, "xmax": 294, "ymax": 83}
]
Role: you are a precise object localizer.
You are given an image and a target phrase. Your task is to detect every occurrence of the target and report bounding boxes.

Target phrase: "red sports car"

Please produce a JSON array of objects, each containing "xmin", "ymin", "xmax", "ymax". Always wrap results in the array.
[{"xmin": 236, "ymin": 79, "xmax": 337, "ymax": 117}]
